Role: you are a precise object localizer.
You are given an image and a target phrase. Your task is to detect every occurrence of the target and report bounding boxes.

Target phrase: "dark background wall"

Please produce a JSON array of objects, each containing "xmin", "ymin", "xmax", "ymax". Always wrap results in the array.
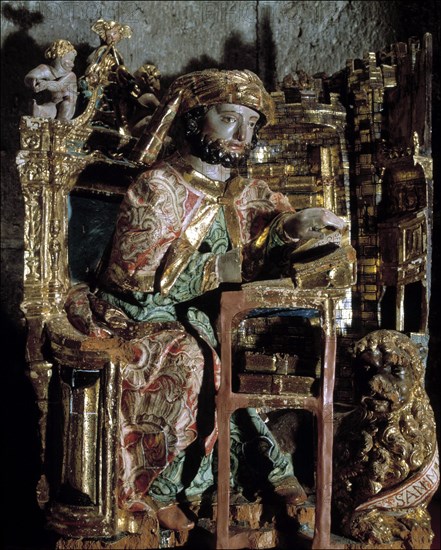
[{"xmin": 1, "ymin": 2, "xmax": 440, "ymax": 548}]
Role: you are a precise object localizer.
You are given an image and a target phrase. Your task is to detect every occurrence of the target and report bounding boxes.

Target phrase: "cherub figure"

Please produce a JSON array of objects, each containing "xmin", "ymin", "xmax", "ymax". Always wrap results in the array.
[
  {"xmin": 24, "ymin": 39, "xmax": 77, "ymax": 120},
  {"xmin": 79, "ymin": 18, "xmax": 132, "ymax": 131},
  {"xmin": 83, "ymin": 18, "xmax": 132, "ymax": 89},
  {"xmin": 115, "ymin": 63, "xmax": 161, "ymax": 136}
]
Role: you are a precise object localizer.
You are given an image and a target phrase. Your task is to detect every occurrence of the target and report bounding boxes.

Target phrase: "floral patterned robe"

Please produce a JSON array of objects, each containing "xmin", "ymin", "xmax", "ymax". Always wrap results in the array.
[{"xmin": 78, "ymin": 153, "xmax": 296, "ymax": 511}]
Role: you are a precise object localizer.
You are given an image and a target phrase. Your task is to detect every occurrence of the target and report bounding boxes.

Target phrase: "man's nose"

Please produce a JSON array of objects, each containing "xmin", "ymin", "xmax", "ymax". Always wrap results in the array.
[{"xmin": 234, "ymin": 122, "xmax": 247, "ymax": 142}]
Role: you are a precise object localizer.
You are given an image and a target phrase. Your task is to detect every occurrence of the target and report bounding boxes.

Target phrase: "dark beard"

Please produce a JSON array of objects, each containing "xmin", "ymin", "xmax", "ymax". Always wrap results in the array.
[{"xmin": 188, "ymin": 134, "xmax": 251, "ymax": 168}]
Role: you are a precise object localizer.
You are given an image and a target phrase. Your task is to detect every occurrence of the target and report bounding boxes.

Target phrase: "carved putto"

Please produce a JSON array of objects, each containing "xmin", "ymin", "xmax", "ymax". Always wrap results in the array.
[
  {"xmin": 115, "ymin": 63, "xmax": 161, "ymax": 136},
  {"xmin": 85, "ymin": 18, "xmax": 132, "ymax": 89},
  {"xmin": 24, "ymin": 39, "xmax": 78, "ymax": 120},
  {"xmin": 332, "ymin": 330, "xmax": 439, "ymax": 547}
]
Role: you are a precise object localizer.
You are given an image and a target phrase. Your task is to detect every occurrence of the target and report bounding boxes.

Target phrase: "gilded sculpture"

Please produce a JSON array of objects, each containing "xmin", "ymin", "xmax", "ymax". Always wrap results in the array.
[
  {"xmin": 15, "ymin": 20, "xmax": 437, "ymax": 549},
  {"xmin": 332, "ymin": 330, "xmax": 439, "ymax": 547},
  {"xmin": 115, "ymin": 63, "xmax": 161, "ymax": 137},
  {"xmin": 76, "ymin": 19, "xmax": 161, "ymax": 137},
  {"xmin": 79, "ymin": 18, "xmax": 133, "ymax": 132}
]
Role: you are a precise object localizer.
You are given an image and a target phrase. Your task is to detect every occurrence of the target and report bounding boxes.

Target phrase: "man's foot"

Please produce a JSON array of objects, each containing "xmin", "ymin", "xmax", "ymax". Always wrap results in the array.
[
  {"xmin": 273, "ymin": 476, "xmax": 307, "ymax": 505},
  {"xmin": 156, "ymin": 502, "xmax": 195, "ymax": 531}
]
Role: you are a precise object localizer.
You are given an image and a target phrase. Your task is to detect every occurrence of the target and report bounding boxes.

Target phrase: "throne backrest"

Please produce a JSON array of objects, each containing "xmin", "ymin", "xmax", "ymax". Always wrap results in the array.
[{"xmin": 16, "ymin": 117, "xmax": 137, "ymax": 324}]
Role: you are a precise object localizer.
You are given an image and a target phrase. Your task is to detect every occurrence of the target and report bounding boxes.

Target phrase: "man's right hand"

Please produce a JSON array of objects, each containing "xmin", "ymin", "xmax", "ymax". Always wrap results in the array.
[{"xmin": 33, "ymin": 79, "xmax": 48, "ymax": 92}]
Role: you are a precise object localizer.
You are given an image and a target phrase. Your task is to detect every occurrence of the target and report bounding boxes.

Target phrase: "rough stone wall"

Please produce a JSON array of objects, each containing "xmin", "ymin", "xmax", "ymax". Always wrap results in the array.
[{"xmin": 0, "ymin": 1, "xmax": 403, "ymax": 84}]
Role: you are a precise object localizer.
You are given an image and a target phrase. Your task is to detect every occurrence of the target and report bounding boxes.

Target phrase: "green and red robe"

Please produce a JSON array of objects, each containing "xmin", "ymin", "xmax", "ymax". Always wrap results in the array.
[{"xmin": 67, "ymin": 153, "xmax": 297, "ymax": 511}]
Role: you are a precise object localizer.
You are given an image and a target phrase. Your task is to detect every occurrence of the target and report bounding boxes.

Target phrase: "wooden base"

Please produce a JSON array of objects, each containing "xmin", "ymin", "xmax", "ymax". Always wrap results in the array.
[{"xmin": 54, "ymin": 496, "xmax": 435, "ymax": 549}]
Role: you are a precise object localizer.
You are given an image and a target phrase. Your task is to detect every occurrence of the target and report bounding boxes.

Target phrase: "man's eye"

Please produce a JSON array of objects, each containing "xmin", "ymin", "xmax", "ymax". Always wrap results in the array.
[
  {"xmin": 221, "ymin": 116, "xmax": 237, "ymax": 124},
  {"xmin": 249, "ymin": 121, "xmax": 256, "ymax": 128}
]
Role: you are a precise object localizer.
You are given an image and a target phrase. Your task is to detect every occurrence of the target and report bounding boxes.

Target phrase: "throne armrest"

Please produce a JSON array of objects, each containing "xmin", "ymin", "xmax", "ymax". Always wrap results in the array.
[{"xmin": 46, "ymin": 313, "xmax": 124, "ymax": 369}]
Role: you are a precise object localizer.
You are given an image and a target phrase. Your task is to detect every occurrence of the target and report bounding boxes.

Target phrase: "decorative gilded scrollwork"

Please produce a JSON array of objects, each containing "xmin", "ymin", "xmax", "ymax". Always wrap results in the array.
[
  {"xmin": 22, "ymin": 133, "xmax": 42, "ymax": 150},
  {"xmin": 22, "ymin": 189, "xmax": 43, "ymax": 285}
]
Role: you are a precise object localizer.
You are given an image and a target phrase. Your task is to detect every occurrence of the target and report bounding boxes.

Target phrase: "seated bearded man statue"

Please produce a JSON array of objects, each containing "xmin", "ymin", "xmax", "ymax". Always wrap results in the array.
[{"xmin": 65, "ymin": 68, "xmax": 346, "ymax": 531}]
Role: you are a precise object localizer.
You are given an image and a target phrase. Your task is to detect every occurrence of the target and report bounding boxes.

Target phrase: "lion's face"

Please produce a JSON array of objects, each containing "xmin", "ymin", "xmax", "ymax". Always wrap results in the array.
[{"xmin": 354, "ymin": 345, "xmax": 415, "ymax": 414}]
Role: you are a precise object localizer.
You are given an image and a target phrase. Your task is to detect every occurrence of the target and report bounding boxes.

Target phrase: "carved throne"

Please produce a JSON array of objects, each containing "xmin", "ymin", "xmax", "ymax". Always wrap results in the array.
[
  {"xmin": 16, "ymin": 111, "xmax": 147, "ymax": 538},
  {"xmin": 16, "ymin": 32, "xmax": 435, "ymax": 549}
]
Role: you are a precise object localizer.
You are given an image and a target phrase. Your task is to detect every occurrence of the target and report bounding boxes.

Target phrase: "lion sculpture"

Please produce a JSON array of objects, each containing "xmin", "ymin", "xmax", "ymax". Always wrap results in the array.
[{"xmin": 332, "ymin": 330, "xmax": 439, "ymax": 547}]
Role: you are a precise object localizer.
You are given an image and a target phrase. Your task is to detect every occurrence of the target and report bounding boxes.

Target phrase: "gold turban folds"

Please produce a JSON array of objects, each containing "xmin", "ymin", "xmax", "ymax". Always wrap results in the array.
[{"xmin": 132, "ymin": 69, "xmax": 275, "ymax": 165}]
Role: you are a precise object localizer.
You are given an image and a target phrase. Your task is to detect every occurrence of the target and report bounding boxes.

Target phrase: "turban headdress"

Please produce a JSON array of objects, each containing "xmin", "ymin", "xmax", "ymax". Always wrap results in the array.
[{"xmin": 131, "ymin": 69, "xmax": 275, "ymax": 164}]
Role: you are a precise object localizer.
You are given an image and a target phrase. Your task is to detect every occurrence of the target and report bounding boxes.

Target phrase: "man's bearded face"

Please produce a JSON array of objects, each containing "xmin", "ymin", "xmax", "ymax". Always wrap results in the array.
[
  {"xmin": 189, "ymin": 134, "xmax": 253, "ymax": 168},
  {"xmin": 187, "ymin": 103, "xmax": 260, "ymax": 168}
]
